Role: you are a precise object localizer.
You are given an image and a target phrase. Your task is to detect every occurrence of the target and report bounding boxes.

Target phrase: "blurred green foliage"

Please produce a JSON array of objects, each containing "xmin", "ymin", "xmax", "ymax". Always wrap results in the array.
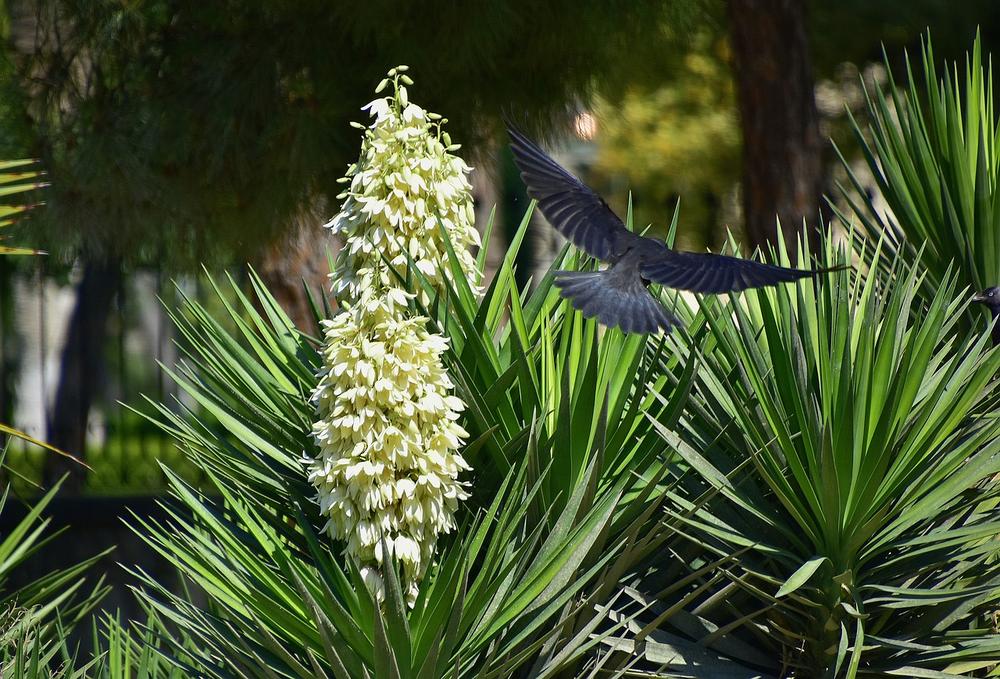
[
  {"xmin": 807, "ymin": 0, "xmax": 1000, "ymax": 73},
  {"xmin": 584, "ymin": 0, "xmax": 1000, "ymax": 257},
  {"xmin": 0, "ymin": 0, "xmax": 994, "ymax": 267},
  {"xmin": 593, "ymin": 28, "xmax": 739, "ymax": 250},
  {"xmin": 4, "ymin": 433, "xmax": 197, "ymax": 497},
  {"xmin": 0, "ymin": 0, "xmax": 710, "ymax": 266}
]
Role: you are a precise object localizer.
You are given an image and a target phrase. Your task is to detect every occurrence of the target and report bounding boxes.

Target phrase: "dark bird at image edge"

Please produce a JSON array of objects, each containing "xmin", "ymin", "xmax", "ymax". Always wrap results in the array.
[
  {"xmin": 507, "ymin": 123, "xmax": 844, "ymax": 334},
  {"xmin": 972, "ymin": 286, "xmax": 1000, "ymax": 346}
]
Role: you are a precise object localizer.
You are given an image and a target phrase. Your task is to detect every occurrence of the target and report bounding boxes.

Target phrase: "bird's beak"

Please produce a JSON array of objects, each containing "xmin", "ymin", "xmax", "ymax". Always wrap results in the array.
[{"xmin": 972, "ymin": 291, "xmax": 989, "ymax": 303}]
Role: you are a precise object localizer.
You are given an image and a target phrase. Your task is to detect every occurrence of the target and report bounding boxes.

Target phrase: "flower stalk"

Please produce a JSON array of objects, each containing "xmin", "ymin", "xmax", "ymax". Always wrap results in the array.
[{"xmin": 309, "ymin": 67, "xmax": 476, "ymax": 603}]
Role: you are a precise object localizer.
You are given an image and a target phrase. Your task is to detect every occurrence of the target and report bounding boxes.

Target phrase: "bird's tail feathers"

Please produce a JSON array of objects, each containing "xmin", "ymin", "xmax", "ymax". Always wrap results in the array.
[
  {"xmin": 809, "ymin": 264, "xmax": 850, "ymax": 275},
  {"xmin": 554, "ymin": 270, "xmax": 679, "ymax": 334}
]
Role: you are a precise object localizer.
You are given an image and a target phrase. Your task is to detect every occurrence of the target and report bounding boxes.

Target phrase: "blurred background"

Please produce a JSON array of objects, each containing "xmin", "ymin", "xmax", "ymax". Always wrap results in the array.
[{"xmin": 0, "ymin": 0, "xmax": 998, "ymax": 618}]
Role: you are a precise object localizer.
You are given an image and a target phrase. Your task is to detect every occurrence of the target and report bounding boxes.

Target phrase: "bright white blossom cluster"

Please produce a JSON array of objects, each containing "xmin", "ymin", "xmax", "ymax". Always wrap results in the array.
[
  {"xmin": 309, "ymin": 67, "xmax": 475, "ymax": 604},
  {"xmin": 329, "ymin": 67, "xmax": 480, "ymax": 301}
]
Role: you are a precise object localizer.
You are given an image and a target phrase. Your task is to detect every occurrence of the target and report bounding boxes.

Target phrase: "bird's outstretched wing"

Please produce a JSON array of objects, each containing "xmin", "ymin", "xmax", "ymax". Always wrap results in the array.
[
  {"xmin": 640, "ymin": 247, "xmax": 837, "ymax": 294},
  {"xmin": 507, "ymin": 123, "xmax": 638, "ymax": 261}
]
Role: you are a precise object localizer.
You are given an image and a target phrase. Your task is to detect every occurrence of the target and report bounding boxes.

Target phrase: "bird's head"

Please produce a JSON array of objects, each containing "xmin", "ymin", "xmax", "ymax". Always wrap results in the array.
[{"xmin": 972, "ymin": 286, "xmax": 1000, "ymax": 311}]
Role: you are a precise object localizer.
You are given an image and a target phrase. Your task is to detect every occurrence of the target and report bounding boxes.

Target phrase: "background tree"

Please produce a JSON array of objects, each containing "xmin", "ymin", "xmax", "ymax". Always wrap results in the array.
[
  {"xmin": 2, "ymin": 0, "xmax": 999, "ymax": 488},
  {"xmin": 0, "ymin": 0, "xmax": 708, "ymax": 486},
  {"xmin": 590, "ymin": 0, "xmax": 1000, "ymax": 259},
  {"xmin": 727, "ymin": 0, "xmax": 824, "ymax": 255}
]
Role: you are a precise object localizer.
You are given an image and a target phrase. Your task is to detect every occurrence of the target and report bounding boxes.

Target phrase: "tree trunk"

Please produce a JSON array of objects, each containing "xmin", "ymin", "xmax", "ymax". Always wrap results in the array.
[
  {"xmin": 44, "ymin": 258, "xmax": 119, "ymax": 492},
  {"xmin": 727, "ymin": 0, "xmax": 824, "ymax": 257},
  {"xmin": 254, "ymin": 215, "xmax": 334, "ymax": 335}
]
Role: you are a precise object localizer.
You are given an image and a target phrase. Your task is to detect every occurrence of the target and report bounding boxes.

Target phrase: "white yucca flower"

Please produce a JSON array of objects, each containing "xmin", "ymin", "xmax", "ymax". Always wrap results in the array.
[
  {"xmin": 309, "ymin": 67, "xmax": 474, "ymax": 605},
  {"xmin": 327, "ymin": 67, "xmax": 480, "ymax": 304}
]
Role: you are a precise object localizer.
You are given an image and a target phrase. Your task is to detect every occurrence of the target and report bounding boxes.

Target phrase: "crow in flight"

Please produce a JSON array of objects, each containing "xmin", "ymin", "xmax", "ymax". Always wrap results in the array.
[
  {"xmin": 507, "ymin": 124, "xmax": 842, "ymax": 334},
  {"xmin": 972, "ymin": 287, "xmax": 1000, "ymax": 346}
]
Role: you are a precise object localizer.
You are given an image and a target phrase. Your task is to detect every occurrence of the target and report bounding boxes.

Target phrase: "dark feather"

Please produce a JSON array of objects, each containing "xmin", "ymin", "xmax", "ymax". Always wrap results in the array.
[
  {"xmin": 554, "ymin": 269, "xmax": 678, "ymax": 334},
  {"xmin": 639, "ymin": 248, "xmax": 833, "ymax": 294},
  {"xmin": 507, "ymin": 124, "xmax": 637, "ymax": 260}
]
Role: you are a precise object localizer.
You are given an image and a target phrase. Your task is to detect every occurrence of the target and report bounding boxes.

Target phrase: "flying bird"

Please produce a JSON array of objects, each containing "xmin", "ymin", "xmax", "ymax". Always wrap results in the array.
[
  {"xmin": 507, "ymin": 123, "xmax": 842, "ymax": 334},
  {"xmin": 972, "ymin": 286, "xmax": 1000, "ymax": 346}
]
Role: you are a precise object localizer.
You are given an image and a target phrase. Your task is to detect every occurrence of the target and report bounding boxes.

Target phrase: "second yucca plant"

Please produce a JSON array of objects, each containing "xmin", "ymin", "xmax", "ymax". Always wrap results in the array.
[{"xmin": 654, "ymin": 233, "xmax": 1000, "ymax": 677}]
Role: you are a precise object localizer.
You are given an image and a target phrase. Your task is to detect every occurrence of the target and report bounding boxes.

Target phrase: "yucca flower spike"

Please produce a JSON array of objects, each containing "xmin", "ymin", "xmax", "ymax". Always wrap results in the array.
[{"xmin": 309, "ymin": 67, "xmax": 475, "ymax": 605}]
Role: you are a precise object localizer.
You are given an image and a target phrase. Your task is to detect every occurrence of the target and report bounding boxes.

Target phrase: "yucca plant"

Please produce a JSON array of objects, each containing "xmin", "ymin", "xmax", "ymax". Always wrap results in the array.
[
  {"xmin": 647, "ymin": 231, "xmax": 1000, "ymax": 677},
  {"xmin": 837, "ymin": 32, "xmax": 1000, "ymax": 328},
  {"xmin": 111, "ymin": 243, "xmax": 687, "ymax": 677},
  {"xmin": 1, "ymin": 612, "xmax": 185, "ymax": 678},
  {"xmin": 97, "ymin": 67, "xmax": 709, "ymax": 676},
  {"xmin": 101, "ymin": 199, "xmax": 704, "ymax": 678},
  {"xmin": 2, "ymin": 622, "xmax": 93, "ymax": 679}
]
